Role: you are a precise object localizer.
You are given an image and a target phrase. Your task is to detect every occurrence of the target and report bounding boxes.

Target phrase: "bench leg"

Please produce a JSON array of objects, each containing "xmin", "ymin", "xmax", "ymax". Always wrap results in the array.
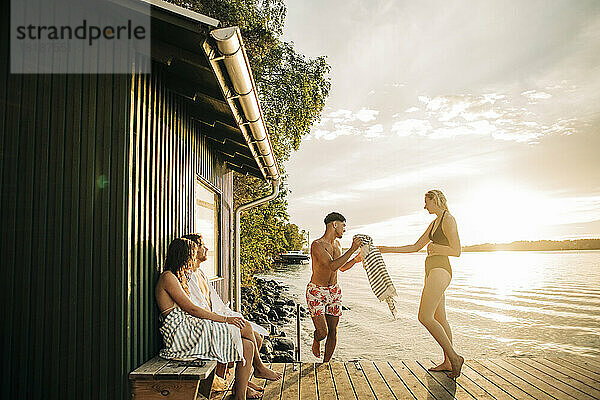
[
  {"xmin": 130, "ymin": 380, "xmax": 199, "ymax": 399},
  {"xmin": 197, "ymin": 368, "xmax": 216, "ymax": 399}
]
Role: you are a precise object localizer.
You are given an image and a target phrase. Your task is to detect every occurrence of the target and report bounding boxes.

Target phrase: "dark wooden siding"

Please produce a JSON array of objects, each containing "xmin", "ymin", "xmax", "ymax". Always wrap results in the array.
[
  {"xmin": 1, "ymin": 41, "xmax": 234, "ymax": 399},
  {"xmin": 0, "ymin": 69, "xmax": 130, "ymax": 399}
]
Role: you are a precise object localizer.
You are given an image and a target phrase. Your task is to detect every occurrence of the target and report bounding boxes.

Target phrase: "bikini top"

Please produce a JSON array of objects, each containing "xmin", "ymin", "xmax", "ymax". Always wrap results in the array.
[{"xmin": 429, "ymin": 210, "xmax": 449, "ymax": 246}]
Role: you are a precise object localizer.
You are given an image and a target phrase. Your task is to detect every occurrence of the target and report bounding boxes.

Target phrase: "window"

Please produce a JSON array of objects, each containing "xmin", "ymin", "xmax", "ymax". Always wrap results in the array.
[{"xmin": 194, "ymin": 178, "xmax": 220, "ymax": 279}]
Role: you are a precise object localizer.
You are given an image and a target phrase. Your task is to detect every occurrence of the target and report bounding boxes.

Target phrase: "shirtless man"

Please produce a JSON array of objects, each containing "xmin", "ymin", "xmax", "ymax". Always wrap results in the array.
[{"xmin": 307, "ymin": 212, "xmax": 363, "ymax": 362}]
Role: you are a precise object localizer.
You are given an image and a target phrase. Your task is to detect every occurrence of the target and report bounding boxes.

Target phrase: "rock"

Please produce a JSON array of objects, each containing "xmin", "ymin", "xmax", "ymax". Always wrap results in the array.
[
  {"xmin": 272, "ymin": 351, "xmax": 295, "ymax": 363},
  {"xmin": 253, "ymin": 312, "xmax": 269, "ymax": 325},
  {"xmin": 274, "ymin": 299, "xmax": 286, "ymax": 307},
  {"xmin": 282, "ymin": 305, "xmax": 295, "ymax": 315},
  {"xmin": 267, "ymin": 309, "xmax": 279, "ymax": 321},
  {"xmin": 260, "ymin": 339, "xmax": 273, "ymax": 355},
  {"xmin": 256, "ymin": 303, "xmax": 270, "ymax": 314},
  {"xmin": 272, "ymin": 338, "xmax": 294, "ymax": 353}
]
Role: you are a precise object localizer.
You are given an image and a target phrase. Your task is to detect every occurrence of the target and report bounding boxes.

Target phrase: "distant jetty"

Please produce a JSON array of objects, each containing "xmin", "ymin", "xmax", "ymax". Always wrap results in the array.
[{"xmin": 462, "ymin": 239, "xmax": 600, "ymax": 252}]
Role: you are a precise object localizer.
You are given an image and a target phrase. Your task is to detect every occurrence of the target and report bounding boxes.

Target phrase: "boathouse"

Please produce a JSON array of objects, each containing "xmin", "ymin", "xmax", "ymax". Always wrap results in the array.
[{"xmin": 0, "ymin": 0, "xmax": 279, "ymax": 398}]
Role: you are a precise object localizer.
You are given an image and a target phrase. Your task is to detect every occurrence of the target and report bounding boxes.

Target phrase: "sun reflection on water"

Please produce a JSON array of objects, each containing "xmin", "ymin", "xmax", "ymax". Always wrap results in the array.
[{"xmin": 462, "ymin": 251, "xmax": 547, "ymax": 297}]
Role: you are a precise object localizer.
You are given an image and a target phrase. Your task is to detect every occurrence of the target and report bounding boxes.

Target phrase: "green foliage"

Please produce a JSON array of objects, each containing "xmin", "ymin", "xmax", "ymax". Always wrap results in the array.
[{"xmin": 168, "ymin": 0, "xmax": 330, "ymax": 284}]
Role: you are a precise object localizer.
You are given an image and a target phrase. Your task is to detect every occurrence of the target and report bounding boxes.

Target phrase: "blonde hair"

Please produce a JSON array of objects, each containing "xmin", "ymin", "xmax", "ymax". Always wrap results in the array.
[{"xmin": 425, "ymin": 190, "xmax": 448, "ymax": 211}]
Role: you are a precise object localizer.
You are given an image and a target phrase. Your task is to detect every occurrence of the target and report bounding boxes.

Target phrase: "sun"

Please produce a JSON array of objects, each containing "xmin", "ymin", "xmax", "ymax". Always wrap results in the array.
[{"xmin": 454, "ymin": 182, "xmax": 551, "ymax": 244}]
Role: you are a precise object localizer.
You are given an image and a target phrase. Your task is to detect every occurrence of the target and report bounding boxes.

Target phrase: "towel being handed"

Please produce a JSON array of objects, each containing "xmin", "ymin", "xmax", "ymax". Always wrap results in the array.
[{"xmin": 353, "ymin": 234, "xmax": 398, "ymax": 319}]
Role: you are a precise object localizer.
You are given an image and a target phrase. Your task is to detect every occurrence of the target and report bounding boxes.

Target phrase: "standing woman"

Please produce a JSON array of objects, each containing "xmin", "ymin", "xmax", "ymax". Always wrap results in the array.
[{"xmin": 378, "ymin": 190, "xmax": 464, "ymax": 378}]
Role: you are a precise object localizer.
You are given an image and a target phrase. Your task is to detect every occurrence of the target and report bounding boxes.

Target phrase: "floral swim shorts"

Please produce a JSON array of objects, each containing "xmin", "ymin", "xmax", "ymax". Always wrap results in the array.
[{"xmin": 305, "ymin": 282, "xmax": 342, "ymax": 317}]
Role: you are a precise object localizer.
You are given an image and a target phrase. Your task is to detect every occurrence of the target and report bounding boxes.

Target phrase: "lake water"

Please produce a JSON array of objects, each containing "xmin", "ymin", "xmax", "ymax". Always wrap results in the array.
[{"xmin": 258, "ymin": 250, "xmax": 600, "ymax": 362}]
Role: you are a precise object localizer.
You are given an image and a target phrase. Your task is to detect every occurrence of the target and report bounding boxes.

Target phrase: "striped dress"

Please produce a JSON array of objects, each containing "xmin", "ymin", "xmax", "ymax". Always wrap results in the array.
[
  {"xmin": 354, "ymin": 234, "xmax": 399, "ymax": 319},
  {"xmin": 159, "ymin": 305, "xmax": 244, "ymax": 364}
]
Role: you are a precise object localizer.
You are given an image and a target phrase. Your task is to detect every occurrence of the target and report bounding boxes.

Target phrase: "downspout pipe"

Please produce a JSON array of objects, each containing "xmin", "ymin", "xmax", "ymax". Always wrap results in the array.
[{"xmin": 234, "ymin": 177, "xmax": 280, "ymax": 311}]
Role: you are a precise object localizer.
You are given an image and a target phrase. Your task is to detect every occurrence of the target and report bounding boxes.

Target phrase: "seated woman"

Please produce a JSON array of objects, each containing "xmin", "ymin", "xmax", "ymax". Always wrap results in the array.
[
  {"xmin": 181, "ymin": 233, "xmax": 280, "ymax": 396},
  {"xmin": 156, "ymin": 238, "xmax": 278, "ymax": 400}
]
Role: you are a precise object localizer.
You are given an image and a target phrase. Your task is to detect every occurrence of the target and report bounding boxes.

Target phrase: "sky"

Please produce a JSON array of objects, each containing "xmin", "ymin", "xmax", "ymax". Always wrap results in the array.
[{"xmin": 279, "ymin": 0, "xmax": 600, "ymax": 247}]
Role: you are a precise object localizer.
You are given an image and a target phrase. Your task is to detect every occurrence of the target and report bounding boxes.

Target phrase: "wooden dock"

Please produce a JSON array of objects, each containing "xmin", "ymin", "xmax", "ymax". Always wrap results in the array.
[{"xmin": 210, "ymin": 357, "xmax": 600, "ymax": 399}]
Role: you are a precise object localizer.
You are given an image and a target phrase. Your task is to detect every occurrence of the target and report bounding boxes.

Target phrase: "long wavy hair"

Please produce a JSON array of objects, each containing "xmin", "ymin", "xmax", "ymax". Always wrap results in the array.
[
  {"xmin": 164, "ymin": 238, "xmax": 198, "ymax": 295},
  {"xmin": 425, "ymin": 189, "xmax": 449, "ymax": 211}
]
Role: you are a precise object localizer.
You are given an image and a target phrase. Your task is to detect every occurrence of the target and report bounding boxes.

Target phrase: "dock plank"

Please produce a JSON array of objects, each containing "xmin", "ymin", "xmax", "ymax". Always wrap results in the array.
[
  {"xmin": 345, "ymin": 361, "xmax": 376, "ymax": 399},
  {"xmin": 558, "ymin": 357, "xmax": 600, "ymax": 377},
  {"xmin": 494, "ymin": 358, "xmax": 580, "ymax": 400},
  {"xmin": 479, "ymin": 359, "xmax": 554, "ymax": 400},
  {"xmin": 460, "ymin": 362, "xmax": 515, "ymax": 400},
  {"xmin": 300, "ymin": 363, "xmax": 318, "ymax": 399},
  {"xmin": 404, "ymin": 360, "xmax": 463, "ymax": 400},
  {"xmin": 425, "ymin": 360, "xmax": 494, "ymax": 399},
  {"xmin": 210, "ymin": 358, "xmax": 600, "ymax": 400},
  {"xmin": 549, "ymin": 358, "xmax": 600, "ymax": 382},
  {"xmin": 280, "ymin": 363, "xmax": 300, "ymax": 399},
  {"xmin": 315, "ymin": 362, "xmax": 338, "ymax": 400},
  {"xmin": 375, "ymin": 362, "xmax": 414, "ymax": 400},
  {"xmin": 389, "ymin": 361, "xmax": 433, "ymax": 400},
  {"xmin": 562, "ymin": 357, "xmax": 600, "ymax": 370},
  {"xmin": 533, "ymin": 358, "xmax": 600, "ymax": 395},
  {"xmin": 360, "ymin": 361, "xmax": 396, "ymax": 400},
  {"xmin": 510, "ymin": 358, "xmax": 598, "ymax": 400},
  {"xmin": 469, "ymin": 360, "xmax": 538, "ymax": 400},
  {"xmin": 262, "ymin": 362, "xmax": 285, "ymax": 400},
  {"xmin": 330, "ymin": 362, "xmax": 357, "ymax": 400}
]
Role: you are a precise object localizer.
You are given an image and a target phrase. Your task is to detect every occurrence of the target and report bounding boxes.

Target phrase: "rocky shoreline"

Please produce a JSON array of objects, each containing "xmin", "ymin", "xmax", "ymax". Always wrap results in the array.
[{"xmin": 241, "ymin": 277, "xmax": 308, "ymax": 362}]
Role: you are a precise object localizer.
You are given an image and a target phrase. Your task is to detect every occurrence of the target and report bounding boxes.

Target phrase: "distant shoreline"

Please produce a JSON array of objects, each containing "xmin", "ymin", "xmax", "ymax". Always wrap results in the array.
[{"xmin": 461, "ymin": 239, "xmax": 600, "ymax": 252}]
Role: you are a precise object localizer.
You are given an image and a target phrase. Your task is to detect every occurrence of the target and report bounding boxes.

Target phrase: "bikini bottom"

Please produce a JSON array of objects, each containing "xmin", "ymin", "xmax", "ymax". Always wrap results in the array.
[{"xmin": 425, "ymin": 255, "xmax": 452, "ymax": 279}]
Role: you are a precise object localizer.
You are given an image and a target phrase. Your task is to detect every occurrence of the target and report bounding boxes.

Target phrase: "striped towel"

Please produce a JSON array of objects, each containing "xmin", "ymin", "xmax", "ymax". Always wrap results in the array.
[
  {"xmin": 354, "ymin": 234, "xmax": 398, "ymax": 319},
  {"xmin": 159, "ymin": 306, "xmax": 244, "ymax": 364},
  {"xmin": 189, "ymin": 270, "xmax": 269, "ymax": 336}
]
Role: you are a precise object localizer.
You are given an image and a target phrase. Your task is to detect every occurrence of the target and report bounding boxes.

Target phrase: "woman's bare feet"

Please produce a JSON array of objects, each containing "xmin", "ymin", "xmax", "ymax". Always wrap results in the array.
[
  {"xmin": 248, "ymin": 381, "xmax": 265, "ymax": 392},
  {"xmin": 428, "ymin": 360, "xmax": 452, "ymax": 372},
  {"xmin": 312, "ymin": 338, "xmax": 320, "ymax": 358},
  {"xmin": 447, "ymin": 355, "xmax": 464, "ymax": 379},
  {"xmin": 246, "ymin": 387, "xmax": 263, "ymax": 399},
  {"xmin": 253, "ymin": 366, "xmax": 282, "ymax": 381}
]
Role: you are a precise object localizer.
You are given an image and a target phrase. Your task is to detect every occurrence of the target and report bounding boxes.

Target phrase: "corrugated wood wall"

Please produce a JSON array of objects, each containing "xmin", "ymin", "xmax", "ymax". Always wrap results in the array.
[
  {"xmin": 1, "ymin": 71, "xmax": 130, "ymax": 399},
  {"xmin": 0, "ymin": 39, "xmax": 234, "ymax": 399}
]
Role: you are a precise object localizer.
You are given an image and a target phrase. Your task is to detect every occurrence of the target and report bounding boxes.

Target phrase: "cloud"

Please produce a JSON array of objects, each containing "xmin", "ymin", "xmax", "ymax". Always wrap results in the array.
[
  {"xmin": 364, "ymin": 124, "xmax": 384, "ymax": 138},
  {"xmin": 309, "ymin": 107, "xmax": 380, "ymax": 140},
  {"xmin": 392, "ymin": 90, "xmax": 580, "ymax": 143},
  {"xmin": 391, "ymin": 119, "xmax": 432, "ymax": 136},
  {"xmin": 521, "ymin": 90, "xmax": 552, "ymax": 102},
  {"xmin": 404, "ymin": 106, "xmax": 420, "ymax": 113},
  {"xmin": 355, "ymin": 108, "xmax": 379, "ymax": 122}
]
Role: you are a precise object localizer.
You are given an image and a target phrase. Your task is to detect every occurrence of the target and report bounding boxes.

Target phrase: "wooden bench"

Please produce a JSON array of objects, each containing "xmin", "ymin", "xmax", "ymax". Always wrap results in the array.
[{"xmin": 130, "ymin": 356, "xmax": 217, "ymax": 400}]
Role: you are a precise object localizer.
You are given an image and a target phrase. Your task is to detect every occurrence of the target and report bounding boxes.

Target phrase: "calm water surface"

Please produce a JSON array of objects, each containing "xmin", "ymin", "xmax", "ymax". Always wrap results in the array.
[{"xmin": 258, "ymin": 250, "xmax": 600, "ymax": 361}]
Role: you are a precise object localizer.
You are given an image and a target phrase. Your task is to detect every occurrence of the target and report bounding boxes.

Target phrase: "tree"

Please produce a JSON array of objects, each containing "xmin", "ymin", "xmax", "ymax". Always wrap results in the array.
[{"xmin": 168, "ymin": 0, "xmax": 330, "ymax": 283}]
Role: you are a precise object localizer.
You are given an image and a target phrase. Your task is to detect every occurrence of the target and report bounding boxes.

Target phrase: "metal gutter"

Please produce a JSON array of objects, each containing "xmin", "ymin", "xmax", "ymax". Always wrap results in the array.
[
  {"xmin": 203, "ymin": 26, "xmax": 281, "ymax": 311},
  {"xmin": 203, "ymin": 27, "xmax": 280, "ymax": 182}
]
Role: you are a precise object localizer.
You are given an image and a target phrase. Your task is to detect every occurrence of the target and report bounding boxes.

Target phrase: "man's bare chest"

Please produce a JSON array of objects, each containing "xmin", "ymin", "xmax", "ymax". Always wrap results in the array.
[{"xmin": 319, "ymin": 241, "xmax": 341, "ymax": 259}]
